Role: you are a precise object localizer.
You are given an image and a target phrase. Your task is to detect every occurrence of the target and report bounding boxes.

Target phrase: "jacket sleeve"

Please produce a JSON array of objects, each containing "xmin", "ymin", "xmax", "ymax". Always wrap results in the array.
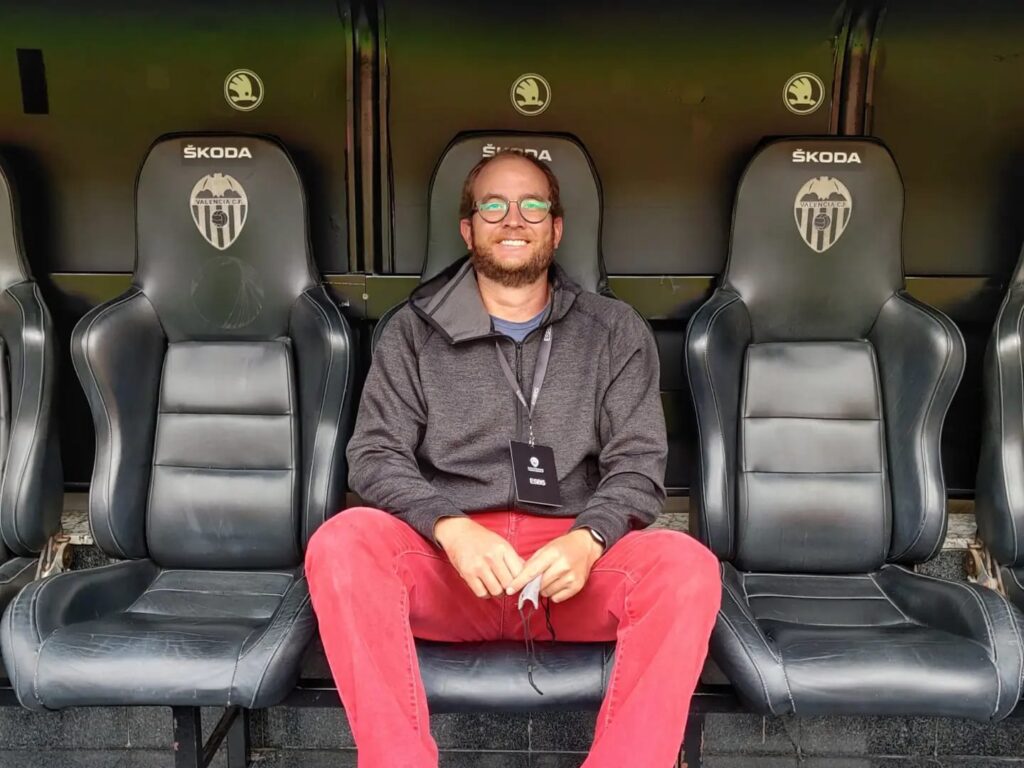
[
  {"xmin": 346, "ymin": 310, "xmax": 466, "ymax": 543},
  {"xmin": 570, "ymin": 309, "xmax": 667, "ymax": 549}
]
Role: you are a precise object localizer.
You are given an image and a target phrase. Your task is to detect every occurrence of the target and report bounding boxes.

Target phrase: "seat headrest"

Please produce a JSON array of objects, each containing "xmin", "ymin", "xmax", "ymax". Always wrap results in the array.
[
  {"xmin": 423, "ymin": 132, "xmax": 606, "ymax": 293},
  {"xmin": 0, "ymin": 160, "xmax": 33, "ymax": 291},
  {"xmin": 725, "ymin": 137, "xmax": 904, "ymax": 341},
  {"xmin": 135, "ymin": 134, "xmax": 316, "ymax": 341}
]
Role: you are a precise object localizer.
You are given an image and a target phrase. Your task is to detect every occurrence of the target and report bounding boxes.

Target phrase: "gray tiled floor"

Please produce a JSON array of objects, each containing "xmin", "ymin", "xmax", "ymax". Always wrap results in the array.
[{"xmin": 1, "ymin": 751, "xmax": 1023, "ymax": 768}]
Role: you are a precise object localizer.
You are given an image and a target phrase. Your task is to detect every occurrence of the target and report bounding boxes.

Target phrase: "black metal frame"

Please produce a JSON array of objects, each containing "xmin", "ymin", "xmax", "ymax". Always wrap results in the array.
[
  {"xmin": 0, "ymin": 677, "xmax": 1017, "ymax": 767},
  {"xmin": 171, "ymin": 706, "xmax": 251, "ymax": 768},
  {"xmin": 280, "ymin": 679, "xmax": 742, "ymax": 768}
]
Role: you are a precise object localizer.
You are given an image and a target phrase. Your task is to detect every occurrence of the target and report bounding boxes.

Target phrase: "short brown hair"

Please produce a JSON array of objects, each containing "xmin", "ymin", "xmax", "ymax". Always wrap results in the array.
[{"xmin": 459, "ymin": 149, "xmax": 564, "ymax": 220}]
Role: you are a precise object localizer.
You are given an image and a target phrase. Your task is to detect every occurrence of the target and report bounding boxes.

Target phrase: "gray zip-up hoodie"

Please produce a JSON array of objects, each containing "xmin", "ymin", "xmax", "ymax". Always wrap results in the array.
[{"xmin": 346, "ymin": 256, "xmax": 668, "ymax": 550}]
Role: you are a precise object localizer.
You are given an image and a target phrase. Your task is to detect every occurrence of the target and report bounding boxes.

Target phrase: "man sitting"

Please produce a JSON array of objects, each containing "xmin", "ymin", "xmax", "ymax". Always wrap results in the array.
[{"xmin": 305, "ymin": 149, "xmax": 721, "ymax": 768}]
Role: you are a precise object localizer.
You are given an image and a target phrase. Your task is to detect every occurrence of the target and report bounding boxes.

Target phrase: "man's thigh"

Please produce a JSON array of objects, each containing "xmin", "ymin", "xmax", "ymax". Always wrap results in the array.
[
  {"xmin": 524, "ymin": 528, "xmax": 701, "ymax": 643},
  {"xmin": 384, "ymin": 510, "xmax": 511, "ymax": 643}
]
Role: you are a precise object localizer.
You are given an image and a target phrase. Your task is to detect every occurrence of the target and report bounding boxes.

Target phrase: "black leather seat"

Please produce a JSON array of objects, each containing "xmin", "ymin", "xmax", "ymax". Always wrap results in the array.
[
  {"xmin": 1, "ymin": 134, "xmax": 354, "ymax": 710},
  {"xmin": 373, "ymin": 133, "xmax": 615, "ymax": 712},
  {"xmin": 0, "ymin": 160, "xmax": 62, "ymax": 610},
  {"xmin": 977, "ymin": 243, "xmax": 1024, "ymax": 609},
  {"xmin": 686, "ymin": 137, "xmax": 1024, "ymax": 720}
]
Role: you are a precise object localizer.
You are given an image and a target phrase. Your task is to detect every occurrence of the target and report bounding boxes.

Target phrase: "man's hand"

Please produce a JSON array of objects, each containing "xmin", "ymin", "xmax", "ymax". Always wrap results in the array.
[
  {"xmin": 434, "ymin": 517, "xmax": 526, "ymax": 599},
  {"xmin": 505, "ymin": 529, "xmax": 604, "ymax": 604}
]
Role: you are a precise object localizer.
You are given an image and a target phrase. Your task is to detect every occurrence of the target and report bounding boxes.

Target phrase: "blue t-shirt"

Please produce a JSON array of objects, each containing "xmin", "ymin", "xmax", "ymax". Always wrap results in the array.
[{"xmin": 491, "ymin": 306, "xmax": 546, "ymax": 343}]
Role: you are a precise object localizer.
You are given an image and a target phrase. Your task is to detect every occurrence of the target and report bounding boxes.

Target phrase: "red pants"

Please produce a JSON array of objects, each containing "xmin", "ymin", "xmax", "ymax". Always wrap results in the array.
[{"xmin": 305, "ymin": 507, "xmax": 721, "ymax": 768}]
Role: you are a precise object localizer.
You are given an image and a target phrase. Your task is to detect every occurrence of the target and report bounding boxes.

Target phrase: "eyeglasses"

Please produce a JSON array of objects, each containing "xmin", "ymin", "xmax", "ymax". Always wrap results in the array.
[{"xmin": 472, "ymin": 196, "xmax": 553, "ymax": 224}]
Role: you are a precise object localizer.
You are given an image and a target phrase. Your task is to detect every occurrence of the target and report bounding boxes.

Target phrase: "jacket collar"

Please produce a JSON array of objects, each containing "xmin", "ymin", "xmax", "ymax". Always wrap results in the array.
[{"xmin": 409, "ymin": 255, "xmax": 581, "ymax": 345}]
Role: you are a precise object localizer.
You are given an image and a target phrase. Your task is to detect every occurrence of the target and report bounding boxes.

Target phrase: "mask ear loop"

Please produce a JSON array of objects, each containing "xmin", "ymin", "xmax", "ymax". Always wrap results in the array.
[
  {"xmin": 543, "ymin": 596, "xmax": 557, "ymax": 641},
  {"xmin": 519, "ymin": 602, "xmax": 545, "ymax": 696}
]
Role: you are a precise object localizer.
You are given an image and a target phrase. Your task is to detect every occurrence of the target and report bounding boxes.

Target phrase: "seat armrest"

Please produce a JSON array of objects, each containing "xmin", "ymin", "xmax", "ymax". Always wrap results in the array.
[
  {"xmin": 869, "ymin": 292, "xmax": 965, "ymax": 563},
  {"xmin": 0, "ymin": 281, "xmax": 61, "ymax": 555},
  {"xmin": 71, "ymin": 288, "xmax": 165, "ymax": 560},
  {"xmin": 684, "ymin": 289, "xmax": 751, "ymax": 558},
  {"xmin": 289, "ymin": 287, "xmax": 355, "ymax": 548}
]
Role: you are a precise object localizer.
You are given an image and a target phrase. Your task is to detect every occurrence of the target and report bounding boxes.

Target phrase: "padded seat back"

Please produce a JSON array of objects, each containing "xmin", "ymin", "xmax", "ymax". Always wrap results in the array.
[
  {"xmin": 136, "ymin": 137, "xmax": 315, "ymax": 341},
  {"xmin": 149, "ymin": 340, "xmax": 299, "ymax": 567},
  {"xmin": 423, "ymin": 133, "xmax": 606, "ymax": 292},
  {"xmin": 135, "ymin": 136, "xmax": 314, "ymax": 569},
  {"xmin": 726, "ymin": 140, "xmax": 903, "ymax": 342},
  {"xmin": 74, "ymin": 134, "xmax": 350, "ymax": 570},
  {"xmin": 738, "ymin": 340, "xmax": 888, "ymax": 572},
  {"xmin": 689, "ymin": 138, "xmax": 964, "ymax": 573}
]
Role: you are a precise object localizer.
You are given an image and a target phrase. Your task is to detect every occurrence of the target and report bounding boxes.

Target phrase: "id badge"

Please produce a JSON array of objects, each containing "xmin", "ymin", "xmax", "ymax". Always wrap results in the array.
[{"xmin": 509, "ymin": 440, "xmax": 562, "ymax": 507}]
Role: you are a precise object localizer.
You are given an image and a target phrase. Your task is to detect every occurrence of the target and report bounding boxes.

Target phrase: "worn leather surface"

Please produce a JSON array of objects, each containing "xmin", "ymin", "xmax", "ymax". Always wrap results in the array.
[
  {"xmin": 1, "ymin": 135, "xmax": 351, "ymax": 710},
  {"xmin": 688, "ymin": 138, "xmax": 1018, "ymax": 719}
]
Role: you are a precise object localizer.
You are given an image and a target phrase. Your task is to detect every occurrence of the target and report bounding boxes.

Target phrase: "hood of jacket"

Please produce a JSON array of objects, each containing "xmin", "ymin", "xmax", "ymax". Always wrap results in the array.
[{"xmin": 408, "ymin": 255, "xmax": 581, "ymax": 345}]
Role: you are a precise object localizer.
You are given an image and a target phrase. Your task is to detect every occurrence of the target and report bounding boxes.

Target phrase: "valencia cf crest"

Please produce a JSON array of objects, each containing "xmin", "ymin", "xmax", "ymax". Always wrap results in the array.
[
  {"xmin": 794, "ymin": 176, "xmax": 852, "ymax": 253},
  {"xmin": 189, "ymin": 173, "xmax": 248, "ymax": 251}
]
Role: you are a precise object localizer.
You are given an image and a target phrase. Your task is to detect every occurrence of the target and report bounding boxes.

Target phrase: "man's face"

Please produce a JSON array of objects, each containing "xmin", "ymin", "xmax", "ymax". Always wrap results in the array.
[{"xmin": 460, "ymin": 156, "xmax": 564, "ymax": 288}]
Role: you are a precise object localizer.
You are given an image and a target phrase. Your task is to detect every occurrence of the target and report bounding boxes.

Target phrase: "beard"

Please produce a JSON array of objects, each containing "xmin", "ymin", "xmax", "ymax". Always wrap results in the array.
[{"xmin": 469, "ymin": 229, "xmax": 556, "ymax": 288}]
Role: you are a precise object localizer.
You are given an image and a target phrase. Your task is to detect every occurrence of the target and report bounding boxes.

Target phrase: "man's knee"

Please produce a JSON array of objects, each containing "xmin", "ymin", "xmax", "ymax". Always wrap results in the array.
[
  {"xmin": 305, "ymin": 506, "xmax": 400, "ymax": 576},
  {"xmin": 636, "ymin": 530, "xmax": 721, "ymax": 597}
]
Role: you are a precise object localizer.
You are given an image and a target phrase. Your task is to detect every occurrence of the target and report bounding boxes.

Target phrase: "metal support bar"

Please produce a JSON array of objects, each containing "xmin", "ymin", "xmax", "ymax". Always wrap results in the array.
[
  {"xmin": 202, "ymin": 706, "xmax": 241, "ymax": 768},
  {"xmin": 680, "ymin": 712, "xmax": 705, "ymax": 768},
  {"xmin": 227, "ymin": 708, "xmax": 252, "ymax": 768},
  {"xmin": 172, "ymin": 706, "xmax": 203, "ymax": 768}
]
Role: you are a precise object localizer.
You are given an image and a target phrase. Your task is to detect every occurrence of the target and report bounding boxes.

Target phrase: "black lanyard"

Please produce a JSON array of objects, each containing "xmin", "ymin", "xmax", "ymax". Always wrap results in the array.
[{"xmin": 495, "ymin": 326, "xmax": 552, "ymax": 447}]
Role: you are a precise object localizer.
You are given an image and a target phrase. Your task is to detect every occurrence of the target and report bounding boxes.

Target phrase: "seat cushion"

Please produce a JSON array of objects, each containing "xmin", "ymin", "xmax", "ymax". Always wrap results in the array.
[
  {"xmin": 5, "ymin": 561, "xmax": 313, "ymax": 710},
  {"xmin": 714, "ymin": 563, "xmax": 1023, "ymax": 719},
  {"xmin": 416, "ymin": 640, "xmax": 615, "ymax": 713}
]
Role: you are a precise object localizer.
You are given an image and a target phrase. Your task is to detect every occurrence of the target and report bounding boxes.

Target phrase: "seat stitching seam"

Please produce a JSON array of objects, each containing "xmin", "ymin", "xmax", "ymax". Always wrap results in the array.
[
  {"xmin": 0, "ymin": 557, "xmax": 37, "ymax": 585},
  {"xmin": 131, "ymin": 587, "xmax": 286, "ymax": 598},
  {"xmin": 247, "ymin": 582, "xmax": 312, "ymax": 709},
  {"xmin": 1000, "ymin": 592, "xmax": 1024, "ymax": 702},
  {"xmin": 236, "ymin": 577, "xmax": 305, "ymax": 663},
  {"xmin": 721, "ymin": 576, "xmax": 780, "ymax": 664},
  {"xmin": 746, "ymin": 593, "xmax": 889, "ymax": 601},
  {"xmin": 867, "ymin": 572, "xmax": 914, "ymax": 623},
  {"xmin": 716, "ymin": 610, "xmax": 777, "ymax": 715},
  {"xmin": 159, "ymin": 568, "xmax": 293, "ymax": 577}
]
